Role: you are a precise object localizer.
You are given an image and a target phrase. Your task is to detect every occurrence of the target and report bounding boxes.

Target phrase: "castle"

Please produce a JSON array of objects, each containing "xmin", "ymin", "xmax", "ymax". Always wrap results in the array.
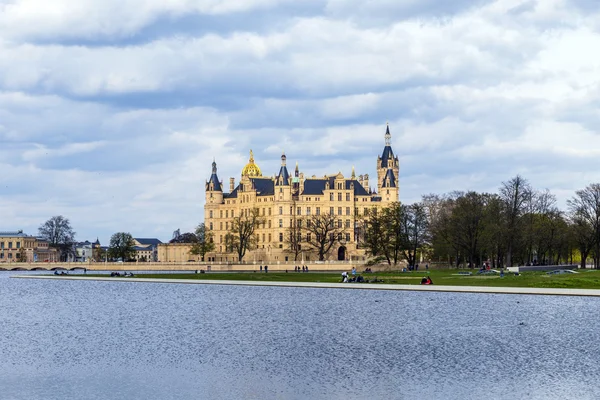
[{"xmin": 203, "ymin": 124, "xmax": 399, "ymax": 263}]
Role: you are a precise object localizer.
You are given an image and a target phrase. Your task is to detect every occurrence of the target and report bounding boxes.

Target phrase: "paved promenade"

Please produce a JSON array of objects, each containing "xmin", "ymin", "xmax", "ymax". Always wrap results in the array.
[{"xmin": 13, "ymin": 275, "xmax": 600, "ymax": 297}]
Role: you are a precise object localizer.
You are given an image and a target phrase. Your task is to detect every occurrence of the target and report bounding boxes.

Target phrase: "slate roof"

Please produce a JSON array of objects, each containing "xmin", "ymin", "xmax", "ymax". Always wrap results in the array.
[
  {"xmin": 207, "ymin": 161, "xmax": 222, "ymax": 192},
  {"xmin": 134, "ymin": 238, "xmax": 163, "ymax": 246},
  {"xmin": 0, "ymin": 231, "xmax": 30, "ymax": 237},
  {"xmin": 380, "ymin": 146, "xmax": 395, "ymax": 168},
  {"xmin": 134, "ymin": 246, "xmax": 153, "ymax": 251},
  {"xmin": 382, "ymin": 169, "xmax": 397, "ymax": 188},
  {"xmin": 224, "ymin": 178, "xmax": 274, "ymax": 198},
  {"xmin": 276, "ymin": 166, "xmax": 290, "ymax": 186},
  {"xmin": 301, "ymin": 178, "xmax": 370, "ymax": 196}
]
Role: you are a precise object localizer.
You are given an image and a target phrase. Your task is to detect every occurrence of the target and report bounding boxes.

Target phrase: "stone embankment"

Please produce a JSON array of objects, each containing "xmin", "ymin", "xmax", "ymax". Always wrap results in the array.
[{"xmin": 1, "ymin": 261, "xmax": 392, "ymax": 273}]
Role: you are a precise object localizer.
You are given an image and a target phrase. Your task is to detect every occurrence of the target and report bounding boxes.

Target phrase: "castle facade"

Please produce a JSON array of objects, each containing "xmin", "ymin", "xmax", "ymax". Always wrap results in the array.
[{"xmin": 203, "ymin": 125, "xmax": 399, "ymax": 263}]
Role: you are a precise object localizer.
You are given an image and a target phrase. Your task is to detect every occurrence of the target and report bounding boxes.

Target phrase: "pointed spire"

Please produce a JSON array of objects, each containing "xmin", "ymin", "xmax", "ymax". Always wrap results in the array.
[
  {"xmin": 249, "ymin": 149, "xmax": 254, "ymax": 163},
  {"xmin": 212, "ymin": 160, "xmax": 217, "ymax": 174},
  {"xmin": 385, "ymin": 123, "xmax": 391, "ymax": 146},
  {"xmin": 281, "ymin": 151, "xmax": 287, "ymax": 166},
  {"xmin": 351, "ymin": 165, "xmax": 356, "ymax": 179},
  {"xmin": 295, "ymin": 161, "xmax": 299, "ymax": 177}
]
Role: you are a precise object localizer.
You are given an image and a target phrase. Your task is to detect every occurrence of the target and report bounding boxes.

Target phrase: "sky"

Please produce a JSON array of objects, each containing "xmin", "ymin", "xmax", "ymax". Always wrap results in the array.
[{"xmin": 1, "ymin": 0, "xmax": 600, "ymax": 244}]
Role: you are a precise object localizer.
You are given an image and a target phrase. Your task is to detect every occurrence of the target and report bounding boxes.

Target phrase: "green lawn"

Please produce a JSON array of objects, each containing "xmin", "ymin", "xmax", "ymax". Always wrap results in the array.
[{"xmin": 86, "ymin": 269, "xmax": 600, "ymax": 289}]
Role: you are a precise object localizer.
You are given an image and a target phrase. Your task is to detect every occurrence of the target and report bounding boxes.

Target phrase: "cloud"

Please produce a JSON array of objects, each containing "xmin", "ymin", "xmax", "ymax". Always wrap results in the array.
[{"xmin": 2, "ymin": 0, "xmax": 600, "ymax": 244}]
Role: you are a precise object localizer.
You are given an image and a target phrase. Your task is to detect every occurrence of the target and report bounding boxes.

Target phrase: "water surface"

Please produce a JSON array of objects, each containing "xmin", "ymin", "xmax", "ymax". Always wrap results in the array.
[{"xmin": 1, "ymin": 272, "xmax": 599, "ymax": 399}]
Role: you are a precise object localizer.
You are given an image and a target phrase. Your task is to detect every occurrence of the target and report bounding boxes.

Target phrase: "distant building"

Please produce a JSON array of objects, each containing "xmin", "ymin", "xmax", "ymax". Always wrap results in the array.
[
  {"xmin": 133, "ymin": 238, "xmax": 162, "ymax": 261},
  {"xmin": 75, "ymin": 241, "xmax": 94, "ymax": 262},
  {"xmin": 0, "ymin": 231, "xmax": 59, "ymax": 263}
]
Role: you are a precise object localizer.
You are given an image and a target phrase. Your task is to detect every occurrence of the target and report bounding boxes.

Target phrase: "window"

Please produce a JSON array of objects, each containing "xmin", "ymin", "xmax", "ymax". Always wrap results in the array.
[
  {"xmin": 262, "ymin": 234, "xmax": 265, "ymax": 242},
  {"xmin": 268, "ymin": 220, "xmax": 272, "ymax": 228},
  {"xmin": 298, "ymin": 220, "xmax": 303, "ymax": 229},
  {"xmin": 307, "ymin": 233, "xmax": 311, "ymax": 242},
  {"xmin": 338, "ymin": 207, "xmax": 342, "ymax": 215},
  {"xmin": 338, "ymin": 233, "xmax": 343, "ymax": 240},
  {"xmin": 279, "ymin": 219, "xmax": 283, "ymax": 228},
  {"xmin": 220, "ymin": 222, "xmax": 223, "ymax": 230},
  {"xmin": 279, "ymin": 207, "xmax": 283, "ymax": 215},
  {"xmin": 0, "ymin": 242, "xmax": 3, "ymax": 249},
  {"xmin": 268, "ymin": 208, "xmax": 272, "ymax": 216},
  {"xmin": 346, "ymin": 233, "xmax": 351, "ymax": 242},
  {"xmin": 330, "ymin": 207, "xmax": 334, "ymax": 215},
  {"xmin": 346, "ymin": 207, "xmax": 350, "ymax": 215},
  {"xmin": 226, "ymin": 210, "xmax": 229, "ymax": 218},
  {"xmin": 346, "ymin": 193, "xmax": 350, "ymax": 201},
  {"xmin": 220, "ymin": 210, "xmax": 223, "ymax": 218},
  {"xmin": 297, "ymin": 207, "xmax": 301, "ymax": 215},
  {"xmin": 16, "ymin": 242, "xmax": 20, "ymax": 249},
  {"xmin": 306, "ymin": 207, "xmax": 311, "ymax": 215},
  {"xmin": 209, "ymin": 210, "xmax": 213, "ymax": 218},
  {"xmin": 8, "ymin": 242, "xmax": 12, "ymax": 249},
  {"xmin": 226, "ymin": 222, "xmax": 229, "ymax": 230},
  {"xmin": 330, "ymin": 193, "xmax": 334, "ymax": 201},
  {"xmin": 268, "ymin": 233, "xmax": 272, "ymax": 242},
  {"xmin": 316, "ymin": 207, "xmax": 320, "ymax": 215},
  {"xmin": 279, "ymin": 233, "xmax": 283, "ymax": 242},
  {"xmin": 338, "ymin": 193, "xmax": 342, "ymax": 201},
  {"xmin": 338, "ymin": 220, "xmax": 342, "ymax": 228},
  {"xmin": 387, "ymin": 190, "xmax": 389, "ymax": 195}
]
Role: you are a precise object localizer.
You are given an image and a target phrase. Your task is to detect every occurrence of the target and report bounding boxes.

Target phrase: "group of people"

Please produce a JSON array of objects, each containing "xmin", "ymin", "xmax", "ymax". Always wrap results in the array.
[
  {"xmin": 259, "ymin": 265, "xmax": 269, "ymax": 273},
  {"xmin": 294, "ymin": 265, "xmax": 309, "ymax": 272},
  {"xmin": 110, "ymin": 271, "xmax": 135, "ymax": 277},
  {"xmin": 341, "ymin": 268, "xmax": 366, "ymax": 283}
]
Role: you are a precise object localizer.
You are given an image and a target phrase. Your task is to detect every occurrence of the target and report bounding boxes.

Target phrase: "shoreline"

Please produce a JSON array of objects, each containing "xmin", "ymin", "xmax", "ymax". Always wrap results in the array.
[{"xmin": 12, "ymin": 275, "xmax": 600, "ymax": 297}]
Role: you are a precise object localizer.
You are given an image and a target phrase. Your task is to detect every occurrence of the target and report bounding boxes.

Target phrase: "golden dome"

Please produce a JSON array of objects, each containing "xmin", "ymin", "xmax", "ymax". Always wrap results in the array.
[{"xmin": 241, "ymin": 149, "xmax": 262, "ymax": 177}]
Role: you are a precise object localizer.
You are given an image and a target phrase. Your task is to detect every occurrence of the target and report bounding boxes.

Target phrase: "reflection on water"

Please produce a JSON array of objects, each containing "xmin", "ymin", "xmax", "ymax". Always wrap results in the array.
[{"xmin": 1, "ymin": 271, "xmax": 600, "ymax": 400}]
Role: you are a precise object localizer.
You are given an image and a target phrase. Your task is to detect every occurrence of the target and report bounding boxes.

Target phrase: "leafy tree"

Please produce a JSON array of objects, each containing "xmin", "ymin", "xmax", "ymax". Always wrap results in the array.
[
  {"xmin": 189, "ymin": 223, "xmax": 215, "ymax": 261},
  {"xmin": 93, "ymin": 246, "xmax": 107, "ymax": 262},
  {"xmin": 108, "ymin": 232, "xmax": 136, "ymax": 262},
  {"xmin": 225, "ymin": 208, "xmax": 264, "ymax": 261},
  {"xmin": 38, "ymin": 215, "xmax": 76, "ymax": 262},
  {"xmin": 170, "ymin": 232, "xmax": 199, "ymax": 244},
  {"xmin": 17, "ymin": 247, "xmax": 27, "ymax": 262},
  {"xmin": 302, "ymin": 212, "xmax": 343, "ymax": 261}
]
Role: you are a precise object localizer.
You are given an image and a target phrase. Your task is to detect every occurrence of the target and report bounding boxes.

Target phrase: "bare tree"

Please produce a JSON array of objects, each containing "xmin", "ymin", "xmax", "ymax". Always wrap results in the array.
[
  {"xmin": 225, "ymin": 208, "xmax": 264, "ymax": 262},
  {"xmin": 302, "ymin": 212, "xmax": 343, "ymax": 261},
  {"xmin": 38, "ymin": 215, "xmax": 76, "ymax": 262},
  {"xmin": 399, "ymin": 202, "xmax": 429, "ymax": 268},
  {"xmin": 499, "ymin": 175, "xmax": 532, "ymax": 267},
  {"xmin": 568, "ymin": 183, "xmax": 600, "ymax": 268}
]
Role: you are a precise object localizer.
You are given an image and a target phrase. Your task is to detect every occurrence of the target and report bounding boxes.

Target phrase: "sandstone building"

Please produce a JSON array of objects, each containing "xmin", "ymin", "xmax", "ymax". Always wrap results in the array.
[
  {"xmin": 201, "ymin": 124, "xmax": 400, "ymax": 263},
  {"xmin": 0, "ymin": 231, "xmax": 58, "ymax": 263}
]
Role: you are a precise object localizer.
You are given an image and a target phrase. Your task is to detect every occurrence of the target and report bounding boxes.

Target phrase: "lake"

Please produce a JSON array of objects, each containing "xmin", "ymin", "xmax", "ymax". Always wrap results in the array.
[{"xmin": 1, "ymin": 271, "xmax": 599, "ymax": 399}]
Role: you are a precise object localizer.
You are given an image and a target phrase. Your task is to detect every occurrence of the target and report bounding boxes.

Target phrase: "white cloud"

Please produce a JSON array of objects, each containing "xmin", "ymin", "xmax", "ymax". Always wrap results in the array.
[{"xmin": 2, "ymin": 0, "xmax": 600, "ymax": 243}]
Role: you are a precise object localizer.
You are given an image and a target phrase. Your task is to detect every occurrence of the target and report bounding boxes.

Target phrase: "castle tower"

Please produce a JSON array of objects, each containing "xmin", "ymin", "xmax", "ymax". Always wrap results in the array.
[
  {"xmin": 376, "ymin": 123, "xmax": 399, "ymax": 202},
  {"xmin": 276, "ymin": 152, "xmax": 290, "ymax": 186},
  {"xmin": 205, "ymin": 160, "xmax": 223, "ymax": 204}
]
